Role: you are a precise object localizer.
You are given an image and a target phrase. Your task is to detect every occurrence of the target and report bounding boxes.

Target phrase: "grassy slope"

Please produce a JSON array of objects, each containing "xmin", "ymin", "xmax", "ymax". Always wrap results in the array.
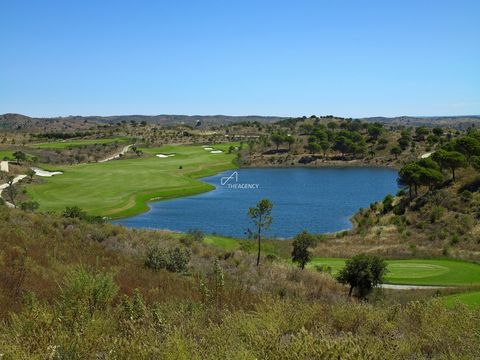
[
  {"xmin": 308, "ymin": 258, "xmax": 480, "ymax": 286},
  {"xmin": 31, "ymin": 137, "xmax": 131, "ymax": 149},
  {"xmin": 442, "ymin": 291, "xmax": 480, "ymax": 308},
  {"xmin": 27, "ymin": 143, "xmax": 237, "ymax": 218},
  {"xmin": 0, "ymin": 151, "xmax": 13, "ymax": 159}
]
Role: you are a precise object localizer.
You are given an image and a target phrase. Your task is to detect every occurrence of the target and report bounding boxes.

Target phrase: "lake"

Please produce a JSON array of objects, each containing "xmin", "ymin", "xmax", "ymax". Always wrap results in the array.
[{"xmin": 113, "ymin": 167, "xmax": 398, "ymax": 238}]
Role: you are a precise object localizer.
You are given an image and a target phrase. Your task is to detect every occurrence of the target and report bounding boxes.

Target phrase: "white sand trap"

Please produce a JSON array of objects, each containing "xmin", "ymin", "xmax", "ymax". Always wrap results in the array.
[
  {"xmin": 32, "ymin": 167, "xmax": 63, "ymax": 177},
  {"xmin": 156, "ymin": 154, "xmax": 175, "ymax": 158},
  {"xmin": 210, "ymin": 150, "xmax": 223, "ymax": 154},
  {"xmin": 420, "ymin": 152, "xmax": 432, "ymax": 159},
  {"xmin": 204, "ymin": 147, "xmax": 213, "ymax": 150},
  {"xmin": 201, "ymin": 145, "xmax": 212, "ymax": 148}
]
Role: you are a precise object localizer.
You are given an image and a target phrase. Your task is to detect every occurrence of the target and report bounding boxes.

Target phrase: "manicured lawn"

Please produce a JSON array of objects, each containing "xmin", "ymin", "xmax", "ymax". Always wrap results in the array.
[
  {"xmin": 204, "ymin": 235, "xmax": 240, "ymax": 250},
  {"xmin": 31, "ymin": 137, "xmax": 131, "ymax": 149},
  {"xmin": 308, "ymin": 258, "xmax": 480, "ymax": 286},
  {"xmin": 27, "ymin": 143, "xmax": 237, "ymax": 218},
  {"xmin": 442, "ymin": 291, "xmax": 480, "ymax": 309},
  {"xmin": 0, "ymin": 151, "xmax": 14, "ymax": 160}
]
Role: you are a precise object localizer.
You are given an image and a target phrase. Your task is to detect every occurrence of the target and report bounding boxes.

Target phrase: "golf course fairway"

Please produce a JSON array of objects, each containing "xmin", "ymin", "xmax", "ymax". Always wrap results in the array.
[
  {"xmin": 27, "ymin": 144, "xmax": 237, "ymax": 218},
  {"xmin": 31, "ymin": 137, "xmax": 131, "ymax": 149},
  {"xmin": 309, "ymin": 258, "xmax": 480, "ymax": 286},
  {"xmin": 442, "ymin": 291, "xmax": 480, "ymax": 309}
]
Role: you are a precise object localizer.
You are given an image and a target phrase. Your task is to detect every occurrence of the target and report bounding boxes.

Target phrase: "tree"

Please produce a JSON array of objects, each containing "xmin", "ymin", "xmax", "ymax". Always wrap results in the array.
[
  {"xmin": 367, "ymin": 123, "xmax": 383, "ymax": 140},
  {"xmin": 390, "ymin": 147, "xmax": 402, "ymax": 159},
  {"xmin": 433, "ymin": 150, "xmax": 466, "ymax": 180},
  {"xmin": 291, "ymin": 231, "xmax": 317, "ymax": 269},
  {"xmin": 248, "ymin": 199, "xmax": 273, "ymax": 266},
  {"xmin": 271, "ymin": 134, "xmax": 284, "ymax": 151},
  {"xmin": 398, "ymin": 162, "xmax": 422, "ymax": 199},
  {"xmin": 433, "ymin": 127, "xmax": 444, "ymax": 137},
  {"xmin": 285, "ymin": 135, "xmax": 295, "ymax": 151},
  {"xmin": 26, "ymin": 168, "xmax": 36, "ymax": 181},
  {"xmin": 398, "ymin": 137, "xmax": 409, "ymax": 150},
  {"xmin": 336, "ymin": 254, "xmax": 388, "ymax": 298},
  {"xmin": 12, "ymin": 151, "xmax": 26, "ymax": 163},
  {"xmin": 415, "ymin": 126, "xmax": 429, "ymax": 141},
  {"xmin": 417, "ymin": 167, "xmax": 443, "ymax": 190},
  {"xmin": 306, "ymin": 141, "xmax": 320, "ymax": 155},
  {"xmin": 455, "ymin": 136, "xmax": 480, "ymax": 160},
  {"xmin": 320, "ymin": 140, "xmax": 330, "ymax": 157}
]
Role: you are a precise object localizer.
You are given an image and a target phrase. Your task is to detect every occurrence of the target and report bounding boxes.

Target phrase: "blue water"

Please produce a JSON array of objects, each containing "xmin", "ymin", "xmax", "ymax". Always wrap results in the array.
[{"xmin": 113, "ymin": 167, "xmax": 398, "ymax": 238}]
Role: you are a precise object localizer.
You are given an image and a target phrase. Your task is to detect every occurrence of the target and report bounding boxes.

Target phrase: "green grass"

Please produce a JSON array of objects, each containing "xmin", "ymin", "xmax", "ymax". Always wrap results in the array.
[
  {"xmin": 31, "ymin": 137, "xmax": 131, "ymax": 149},
  {"xmin": 308, "ymin": 258, "xmax": 480, "ymax": 286},
  {"xmin": 0, "ymin": 151, "xmax": 14, "ymax": 160},
  {"xmin": 27, "ymin": 143, "xmax": 237, "ymax": 218},
  {"xmin": 442, "ymin": 291, "xmax": 480, "ymax": 309},
  {"xmin": 204, "ymin": 235, "xmax": 240, "ymax": 250}
]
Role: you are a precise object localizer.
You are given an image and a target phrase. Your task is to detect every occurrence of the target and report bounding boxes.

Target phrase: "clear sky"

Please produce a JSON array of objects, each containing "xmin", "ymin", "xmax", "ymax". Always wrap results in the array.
[{"xmin": 0, "ymin": 0, "xmax": 479, "ymax": 118}]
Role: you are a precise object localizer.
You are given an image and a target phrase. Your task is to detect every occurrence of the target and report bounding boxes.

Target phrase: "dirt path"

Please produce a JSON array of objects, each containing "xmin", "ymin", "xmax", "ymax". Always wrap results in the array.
[
  {"xmin": 381, "ymin": 284, "xmax": 449, "ymax": 290},
  {"xmin": 0, "ymin": 174, "xmax": 27, "ymax": 208},
  {"xmin": 98, "ymin": 144, "xmax": 133, "ymax": 163}
]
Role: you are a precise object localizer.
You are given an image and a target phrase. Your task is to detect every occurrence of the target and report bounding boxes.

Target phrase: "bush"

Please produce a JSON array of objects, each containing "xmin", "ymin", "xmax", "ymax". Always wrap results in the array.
[
  {"xmin": 20, "ymin": 201, "xmax": 40, "ymax": 212},
  {"xmin": 62, "ymin": 206, "xmax": 87, "ymax": 219},
  {"xmin": 60, "ymin": 267, "xmax": 118, "ymax": 319},
  {"xmin": 181, "ymin": 228, "xmax": 205, "ymax": 246},
  {"xmin": 336, "ymin": 254, "xmax": 388, "ymax": 299},
  {"xmin": 382, "ymin": 194, "xmax": 394, "ymax": 213},
  {"xmin": 314, "ymin": 264, "xmax": 332, "ymax": 274},
  {"xmin": 144, "ymin": 246, "xmax": 191, "ymax": 273}
]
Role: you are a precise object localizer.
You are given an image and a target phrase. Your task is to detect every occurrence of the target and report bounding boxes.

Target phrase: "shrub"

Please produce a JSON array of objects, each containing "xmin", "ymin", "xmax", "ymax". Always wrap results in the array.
[
  {"xmin": 382, "ymin": 194, "xmax": 394, "ymax": 213},
  {"xmin": 336, "ymin": 254, "xmax": 388, "ymax": 299},
  {"xmin": 20, "ymin": 201, "xmax": 40, "ymax": 212},
  {"xmin": 144, "ymin": 246, "xmax": 191, "ymax": 273},
  {"xmin": 62, "ymin": 206, "xmax": 87, "ymax": 219},
  {"xmin": 314, "ymin": 264, "xmax": 332, "ymax": 274},
  {"xmin": 181, "ymin": 228, "xmax": 205, "ymax": 246},
  {"xmin": 59, "ymin": 267, "xmax": 118, "ymax": 320}
]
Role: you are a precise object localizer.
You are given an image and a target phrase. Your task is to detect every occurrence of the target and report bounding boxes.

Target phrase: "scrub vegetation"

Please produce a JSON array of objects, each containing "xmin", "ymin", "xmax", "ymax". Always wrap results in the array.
[{"xmin": 2, "ymin": 115, "xmax": 480, "ymax": 357}]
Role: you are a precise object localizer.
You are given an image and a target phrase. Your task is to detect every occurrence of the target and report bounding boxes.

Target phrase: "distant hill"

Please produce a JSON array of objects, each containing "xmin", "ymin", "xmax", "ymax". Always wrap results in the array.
[
  {"xmin": 0, "ymin": 113, "xmax": 285, "ymax": 132},
  {"xmin": 1, "ymin": 113, "xmax": 480, "ymax": 132},
  {"xmin": 359, "ymin": 115, "xmax": 480, "ymax": 129}
]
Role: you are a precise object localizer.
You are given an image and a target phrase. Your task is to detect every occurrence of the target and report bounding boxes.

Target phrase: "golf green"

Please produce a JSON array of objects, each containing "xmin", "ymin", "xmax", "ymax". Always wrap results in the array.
[
  {"xmin": 308, "ymin": 258, "xmax": 480, "ymax": 286},
  {"xmin": 27, "ymin": 143, "xmax": 237, "ymax": 218}
]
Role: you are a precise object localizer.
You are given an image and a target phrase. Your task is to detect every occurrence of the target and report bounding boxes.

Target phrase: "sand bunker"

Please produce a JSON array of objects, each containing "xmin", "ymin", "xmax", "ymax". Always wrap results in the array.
[
  {"xmin": 203, "ymin": 147, "xmax": 214, "ymax": 150},
  {"xmin": 32, "ymin": 167, "xmax": 63, "ymax": 177},
  {"xmin": 210, "ymin": 150, "xmax": 223, "ymax": 154},
  {"xmin": 156, "ymin": 154, "xmax": 175, "ymax": 158}
]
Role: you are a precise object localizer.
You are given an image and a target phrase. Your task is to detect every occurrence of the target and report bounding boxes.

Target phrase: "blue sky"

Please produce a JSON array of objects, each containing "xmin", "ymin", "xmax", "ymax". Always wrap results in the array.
[{"xmin": 0, "ymin": 0, "xmax": 479, "ymax": 118}]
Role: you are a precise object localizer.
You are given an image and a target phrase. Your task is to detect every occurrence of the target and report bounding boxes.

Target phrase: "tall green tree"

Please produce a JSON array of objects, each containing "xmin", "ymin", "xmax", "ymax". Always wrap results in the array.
[
  {"xmin": 433, "ymin": 150, "xmax": 466, "ymax": 180},
  {"xmin": 271, "ymin": 134, "xmax": 284, "ymax": 151},
  {"xmin": 291, "ymin": 231, "xmax": 317, "ymax": 269},
  {"xmin": 12, "ymin": 151, "xmax": 26, "ymax": 163},
  {"xmin": 455, "ymin": 136, "xmax": 480, "ymax": 159},
  {"xmin": 284, "ymin": 135, "xmax": 295, "ymax": 151},
  {"xmin": 398, "ymin": 162, "xmax": 422, "ymax": 198},
  {"xmin": 248, "ymin": 199, "xmax": 273, "ymax": 266}
]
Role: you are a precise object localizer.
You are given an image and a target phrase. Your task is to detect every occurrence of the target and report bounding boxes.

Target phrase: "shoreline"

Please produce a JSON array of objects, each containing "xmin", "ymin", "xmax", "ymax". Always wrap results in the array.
[{"xmin": 112, "ymin": 165, "xmax": 398, "ymax": 237}]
